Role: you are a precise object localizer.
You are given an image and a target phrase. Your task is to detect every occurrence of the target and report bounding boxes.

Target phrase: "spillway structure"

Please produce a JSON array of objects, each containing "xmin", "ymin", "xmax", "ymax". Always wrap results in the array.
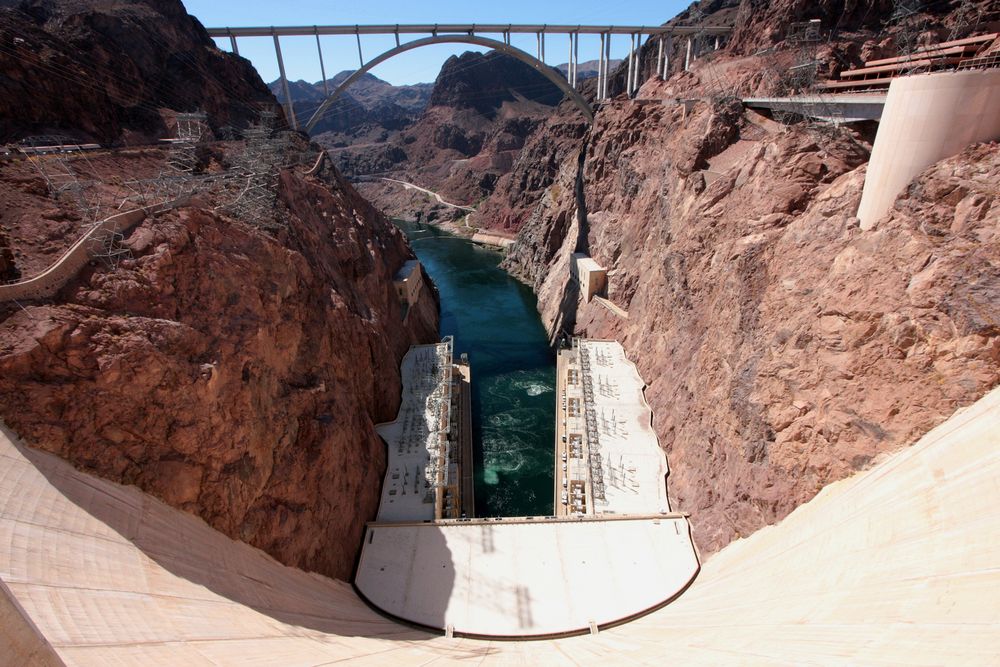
[{"xmin": 355, "ymin": 337, "xmax": 698, "ymax": 637}]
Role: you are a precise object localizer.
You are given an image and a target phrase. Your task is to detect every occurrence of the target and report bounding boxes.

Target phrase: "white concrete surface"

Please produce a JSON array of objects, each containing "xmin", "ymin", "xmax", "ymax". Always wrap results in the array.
[
  {"xmin": 570, "ymin": 253, "xmax": 607, "ymax": 302},
  {"xmin": 375, "ymin": 341, "xmax": 453, "ymax": 522},
  {"xmin": 1, "ymin": 386, "xmax": 999, "ymax": 663},
  {"xmin": 857, "ymin": 69, "xmax": 1000, "ymax": 229},
  {"xmin": 579, "ymin": 340, "xmax": 671, "ymax": 515},
  {"xmin": 356, "ymin": 515, "xmax": 698, "ymax": 637}
]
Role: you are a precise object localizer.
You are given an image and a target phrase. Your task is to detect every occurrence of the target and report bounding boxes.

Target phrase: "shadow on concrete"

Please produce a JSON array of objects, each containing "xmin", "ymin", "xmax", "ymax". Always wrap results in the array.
[{"xmin": 2, "ymin": 424, "xmax": 470, "ymax": 648}]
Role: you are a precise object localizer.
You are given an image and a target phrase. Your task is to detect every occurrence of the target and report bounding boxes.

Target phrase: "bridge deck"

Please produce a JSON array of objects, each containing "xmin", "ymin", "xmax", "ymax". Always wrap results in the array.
[{"xmin": 207, "ymin": 24, "xmax": 733, "ymax": 38}]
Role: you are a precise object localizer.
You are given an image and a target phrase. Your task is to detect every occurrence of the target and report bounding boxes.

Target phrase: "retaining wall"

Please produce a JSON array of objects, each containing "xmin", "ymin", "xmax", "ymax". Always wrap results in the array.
[{"xmin": 0, "ymin": 200, "xmax": 180, "ymax": 303}]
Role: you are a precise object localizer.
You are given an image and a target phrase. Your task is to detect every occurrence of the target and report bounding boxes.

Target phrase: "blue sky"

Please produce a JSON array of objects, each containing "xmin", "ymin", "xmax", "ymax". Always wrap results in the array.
[{"xmin": 183, "ymin": 0, "xmax": 691, "ymax": 86}]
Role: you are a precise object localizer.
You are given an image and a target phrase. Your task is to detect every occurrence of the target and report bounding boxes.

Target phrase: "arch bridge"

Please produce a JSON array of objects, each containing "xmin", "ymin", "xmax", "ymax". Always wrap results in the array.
[{"xmin": 205, "ymin": 23, "xmax": 733, "ymax": 131}]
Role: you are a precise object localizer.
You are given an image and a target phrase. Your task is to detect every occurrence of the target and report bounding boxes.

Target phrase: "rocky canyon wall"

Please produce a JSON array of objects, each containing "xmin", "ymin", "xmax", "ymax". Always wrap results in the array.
[
  {"xmin": 0, "ymin": 0, "xmax": 439, "ymax": 580},
  {"xmin": 0, "ymin": 0, "xmax": 281, "ymax": 143},
  {"xmin": 0, "ymin": 153, "xmax": 438, "ymax": 579},
  {"xmin": 502, "ymin": 78, "xmax": 999, "ymax": 553}
]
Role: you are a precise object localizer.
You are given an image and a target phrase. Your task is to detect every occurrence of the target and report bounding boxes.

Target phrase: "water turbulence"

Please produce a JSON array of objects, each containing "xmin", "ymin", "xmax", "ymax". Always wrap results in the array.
[{"xmin": 394, "ymin": 220, "xmax": 554, "ymax": 517}]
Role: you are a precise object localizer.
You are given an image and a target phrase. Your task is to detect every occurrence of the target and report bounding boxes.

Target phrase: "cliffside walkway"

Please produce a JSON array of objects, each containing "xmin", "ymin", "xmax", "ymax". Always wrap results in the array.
[{"xmin": 0, "ymin": 198, "xmax": 184, "ymax": 304}]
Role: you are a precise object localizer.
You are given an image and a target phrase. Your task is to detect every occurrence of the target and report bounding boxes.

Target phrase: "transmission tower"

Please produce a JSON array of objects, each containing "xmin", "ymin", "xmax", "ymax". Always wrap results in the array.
[
  {"xmin": 891, "ymin": 0, "xmax": 931, "ymax": 64},
  {"xmin": 226, "ymin": 111, "xmax": 290, "ymax": 229},
  {"xmin": 21, "ymin": 136, "xmax": 105, "ymax": 226},
  {"xmin": 87, "ymin": 221, "xmax": 132, "ymax": 270},
  {"xmin": 947, "ymin": 0, "xmax": 984, "ymax": 41},
  {"xmin": 153, "ymin": 112, "xmax": 209, "ymax": 202}
]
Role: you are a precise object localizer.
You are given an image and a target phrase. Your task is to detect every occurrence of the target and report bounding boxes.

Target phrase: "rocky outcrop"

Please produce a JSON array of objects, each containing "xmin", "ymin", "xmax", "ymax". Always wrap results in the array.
[
  {"xmin": 430, "ymin": 51, "xmax": 563, "ymax": 116},
  {"xmin": 272, "ymin": 72, "xmax": 433, "ymax": 137},
  {"xmin": 0, "ymin": 0, "xmax": 439, "ymax": 580},
  {"xmin": 329, "ymin": 51, "xmax": 567, "ymax": 222},
  {"xmin": 474, "ymin": 100, "xmax": 590, "ymax": 234},
  {"xmin": 0, "ymin": 154, "xmax": 438, "ymax": 579},
  {"xmin": 0, "ymin": 0, "xmax": 279, "ymax": 144},
  {"xmin": 504, "ymin": 79, "xmax": 999, "ymax": 553}
]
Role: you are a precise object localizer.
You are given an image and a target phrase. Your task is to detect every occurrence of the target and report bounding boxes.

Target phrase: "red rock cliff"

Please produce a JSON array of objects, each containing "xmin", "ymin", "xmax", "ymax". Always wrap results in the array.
[
  {"xmin": 0, "ymin": 153, "xmax": 438, "ymax": 579},
  {"xmin": 501, "ymin": 75, "xmax": 998, "ymax": 553},
  {"xmin": 0, "ymin": 0, "xmax": 439, "ymax": 580}
]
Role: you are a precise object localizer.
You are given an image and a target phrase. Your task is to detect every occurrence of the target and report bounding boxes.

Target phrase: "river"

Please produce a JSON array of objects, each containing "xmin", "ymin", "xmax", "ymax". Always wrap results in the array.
[{"xmin": 394, "ymin": 219, "xmax": 554, "ymax": 518}]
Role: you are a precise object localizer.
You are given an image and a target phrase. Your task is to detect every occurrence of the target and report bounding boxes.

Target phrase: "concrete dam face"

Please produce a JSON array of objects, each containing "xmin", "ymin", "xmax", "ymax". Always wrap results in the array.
[{"xmin": 2, "ymin": 386, "xmax": 998, "ymax": 665}]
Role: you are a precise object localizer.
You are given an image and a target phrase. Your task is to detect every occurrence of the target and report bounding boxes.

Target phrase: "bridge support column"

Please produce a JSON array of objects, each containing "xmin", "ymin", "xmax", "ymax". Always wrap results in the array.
[
  {"xmin": 657, "ymin": 37, "xmax": 663, "ymax": 81},
  {"xmin": 715, "ymin": 36, "xmax": 720, "ymax": 50},
  {"xmin": 685, "ymin": 37, "xmax": 692, "ymax": 71},
  {"xmin": 626, "ymin": 33, "xmax": 634, "ymax": 96},
  {"xmin": 632, "ymin": 33, "xmax": 642, "ymax": 93},
  {"xmin": 663, "ymin": 35, "xmax": 672, "ymax": 77},
  {"xmin": 567, "ymin": 34, "xmax": 573, "ymax": 86},
  {"xmin": 604, "ymin": 32, "xmax": 611, "ymax": 99},
  {"xmin": 272, "ymin": 33, "xmax": 297, "ymax": 130},
  {"xmin": 597, "ymin": 33, "xmax": 605, "ymax": 100},
  {"xmin": 228, "ymin": 32, "xmax": 239, "ymax": 55},
  {"xmin": 355, "ymin": 31, "xmax": 364, "ymax": 68},
  {"xmin": 315, "ymin": 30, "xmax": 328, "ymax": 96},
  {"xmin": 573, "ymin": 32, "xmax": 579, "ymax": 87}
]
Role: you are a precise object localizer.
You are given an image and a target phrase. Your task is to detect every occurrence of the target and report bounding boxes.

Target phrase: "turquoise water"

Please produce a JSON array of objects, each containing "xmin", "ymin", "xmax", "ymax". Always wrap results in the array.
[{"xmin": 394, "ymin": 220, "xmax": 555, "ymax": 517}]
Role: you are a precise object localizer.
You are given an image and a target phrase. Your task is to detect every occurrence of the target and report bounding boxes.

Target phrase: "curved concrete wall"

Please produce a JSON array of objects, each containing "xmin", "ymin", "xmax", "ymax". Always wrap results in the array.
[
  {"xmin": 1, "ymin": 386, "xmax": 998, "ymax": 664},
  {"xmin": 0, "ymin": 200, "xmax": 181, "ymax": 303},
  {"xmin": 857, "ymin": 69, "xmax": 1000, "ymax": 229}
]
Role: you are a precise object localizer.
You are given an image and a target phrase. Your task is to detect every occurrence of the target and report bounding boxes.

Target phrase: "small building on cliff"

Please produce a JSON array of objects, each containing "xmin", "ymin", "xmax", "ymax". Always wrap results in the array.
[
  {"xmin": 393, "ymin": 259, "xmax": 423, "ymax": 316},
  {"xmin": 570, "ymin": 253, "xmax": 607, "ymax": 302}
]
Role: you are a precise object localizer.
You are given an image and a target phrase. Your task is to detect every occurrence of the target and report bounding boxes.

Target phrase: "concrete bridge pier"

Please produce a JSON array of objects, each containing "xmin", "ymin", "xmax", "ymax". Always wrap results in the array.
[
  {"xmin": 684, "ymin": 37, "xmax": 692, "ymax": 71},
  {"xmin": 597, "ymin": 32, "xmax": 606, "ymax": 100},
  {"xmin": 626, "ymin": 33, "xmax": 634, "ymax": 96},
  {"xmin": 271, "ymin": 32, "xmax": 296, "ymax": 130},
  {"xmin": 603, "ymin": 32, "xmax": 611, "ymax": 99},
  {"xmin": 632, "ymin": 33, "xmax": 642, "ymax": 92},
  {"xmin": 314, "ymin": 29, "xmax": 329, "ymax": 97}
]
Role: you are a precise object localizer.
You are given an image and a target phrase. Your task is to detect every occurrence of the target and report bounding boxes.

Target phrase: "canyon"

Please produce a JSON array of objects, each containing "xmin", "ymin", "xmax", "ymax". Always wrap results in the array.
[
  {"xmin": 0, "ymin": 0, "xmax": 997, "ymax": 603},
  {"xmin": 0, "ymin": 0, "xmax": 998, "ymax": 661}
]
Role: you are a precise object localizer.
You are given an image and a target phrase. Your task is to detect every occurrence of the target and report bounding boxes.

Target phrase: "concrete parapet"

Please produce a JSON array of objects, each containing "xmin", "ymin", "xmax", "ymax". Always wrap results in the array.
[
  {"xmin": 857, "ymin": 69, "xmax": 1000, "ymax": 229},
  {"xmin": 0, "ymin": 200, "xmax": 181, "ymax": 303}
]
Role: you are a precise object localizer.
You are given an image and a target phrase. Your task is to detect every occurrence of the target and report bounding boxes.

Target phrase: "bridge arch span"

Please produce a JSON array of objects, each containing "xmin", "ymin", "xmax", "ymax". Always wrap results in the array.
[{"xmin": 304, "ymin": 34, "xmax": 593, "ymax": 133}]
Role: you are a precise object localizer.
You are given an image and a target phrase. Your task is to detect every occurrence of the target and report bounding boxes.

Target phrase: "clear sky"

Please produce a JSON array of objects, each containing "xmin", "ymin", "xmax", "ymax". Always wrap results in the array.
[{"xmin": 182, "ymin": 0, "xmax": 691, "ymax": 86}]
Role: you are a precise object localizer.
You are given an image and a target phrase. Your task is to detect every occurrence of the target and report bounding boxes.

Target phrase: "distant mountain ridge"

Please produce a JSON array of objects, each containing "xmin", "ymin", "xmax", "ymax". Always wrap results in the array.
[
  {"xmin": 555, "ymin": 58, "xmax": 622, "ymax": 81},
  {"xmin": 268, "ymin": 71, "xmax": 433, "ymax": 135}
]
